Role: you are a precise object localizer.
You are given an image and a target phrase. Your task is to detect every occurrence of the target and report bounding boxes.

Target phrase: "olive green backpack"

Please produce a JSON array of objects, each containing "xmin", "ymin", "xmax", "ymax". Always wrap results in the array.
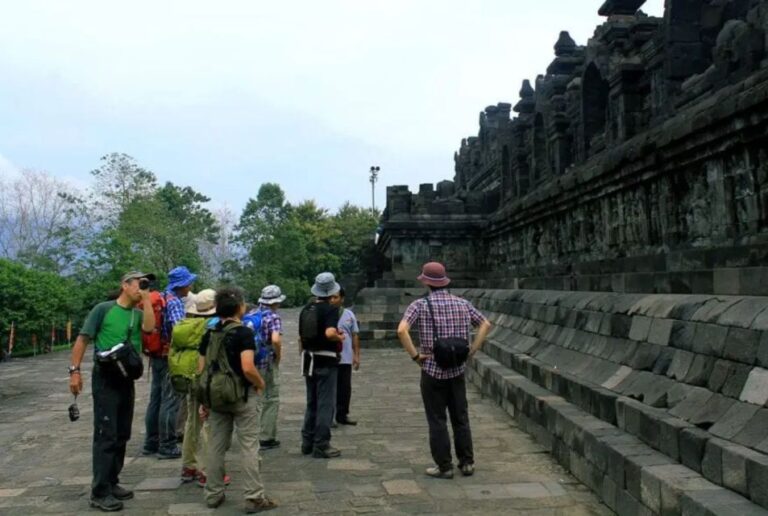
[
  {"xmin": 168, "ymin": 317, "xmax": 209, "ymax": 394},
  {"xmin": 196, "ymin": 321, "xmax": 248, "ymax": 412}
]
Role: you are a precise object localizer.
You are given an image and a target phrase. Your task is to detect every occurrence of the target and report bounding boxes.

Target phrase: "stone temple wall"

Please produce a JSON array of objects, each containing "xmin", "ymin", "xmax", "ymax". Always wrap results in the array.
[{"xmin": 377, "ymin": 0, "xmax": 768, "ymax": 295}]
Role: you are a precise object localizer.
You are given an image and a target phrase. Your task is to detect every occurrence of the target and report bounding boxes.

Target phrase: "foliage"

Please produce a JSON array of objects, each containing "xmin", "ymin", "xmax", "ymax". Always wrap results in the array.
[
  {"xmin": 0, "ymin": 156, "xmax": 379, "ymax": 341},
  {"xmin": 0, "ymin": 258, "xmax": 79, "ymax": 336}
]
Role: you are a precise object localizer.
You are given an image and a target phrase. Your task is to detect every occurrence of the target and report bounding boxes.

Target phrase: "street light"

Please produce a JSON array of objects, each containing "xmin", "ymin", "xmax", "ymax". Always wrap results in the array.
[{"xmin": 369, "ymin": 166, "xmax": 380, "ymax": 214}]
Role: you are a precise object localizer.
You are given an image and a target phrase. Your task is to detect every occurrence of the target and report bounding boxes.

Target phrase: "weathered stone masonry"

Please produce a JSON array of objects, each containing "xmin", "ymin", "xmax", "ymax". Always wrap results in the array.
[{"xmin": 359, "ymin": 1, "xmax": 768, "ymax": 514}]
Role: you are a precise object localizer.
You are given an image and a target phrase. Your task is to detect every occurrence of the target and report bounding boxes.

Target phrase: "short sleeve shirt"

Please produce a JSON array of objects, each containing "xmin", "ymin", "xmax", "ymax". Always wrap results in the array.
[
  {"xmin": 402, "ymin": 290, "xmax": 487, "ymax": 379},
  {"xmin": 253, "ymin": 306, "xmax": 282, "ymax": 370},
  {"xmin": 198, "ymin": 321, "xmax": 257, "ymax": 385},
  {"xmin": 163, "ymin": 291, "xmax": 186, "ymax": 341},
  {"xmin": 80, "ymin": 301, "xmax": 143, "ymax": 352},
  {"xmin": 338, "ymin": 309, "xmax": 359, "ymax": 365}
]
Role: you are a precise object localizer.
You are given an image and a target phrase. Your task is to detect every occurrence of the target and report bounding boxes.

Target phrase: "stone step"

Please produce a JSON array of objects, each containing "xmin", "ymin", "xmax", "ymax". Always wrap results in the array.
[{"xmin": 467, "ymin": 351, "xmax": 768, "ymax": 515}]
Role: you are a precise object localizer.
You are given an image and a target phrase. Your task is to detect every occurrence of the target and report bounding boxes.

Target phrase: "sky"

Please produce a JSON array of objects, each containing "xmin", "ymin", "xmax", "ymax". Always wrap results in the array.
[{"xmin": 0, "ymin": 0, "xmax": 664, "ymax": 213}]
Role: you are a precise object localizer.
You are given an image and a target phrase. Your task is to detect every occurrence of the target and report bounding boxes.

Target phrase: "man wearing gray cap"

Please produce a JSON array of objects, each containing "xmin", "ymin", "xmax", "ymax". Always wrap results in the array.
[
  {"xmin": 298, "ymin": 272, "xmax": 346, "ymax": 458},
  {"xmin": 68, "ymin": 271, "xmax": 157, "ymax": 512}
]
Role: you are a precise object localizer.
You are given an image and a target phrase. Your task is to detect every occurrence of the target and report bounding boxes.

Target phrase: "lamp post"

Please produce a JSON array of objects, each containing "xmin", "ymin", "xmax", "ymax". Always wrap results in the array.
[{"xmin": 369, "ymin": 165, "xmax": 380, "ymax": 214}]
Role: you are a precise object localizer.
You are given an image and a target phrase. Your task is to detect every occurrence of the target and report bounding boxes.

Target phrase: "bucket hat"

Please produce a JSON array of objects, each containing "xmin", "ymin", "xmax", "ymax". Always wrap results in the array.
[
  {"xmin": 187, "ymin": 289, "xmax": 216, "ymax": 316},
  {"xmin": 311, "ymin": 272, "xmax": 341, "ymax": 297},
  {"xmin": 259, "ymin": 285, "xmax": 286, "ymax": 305},
  {"xmin": 417, "ymin": 262, "xmax": 451, "ymax": 288},
  {"xmin": 166, "ymin": 266, "xmax": 197, "ymax": 290},
  {"xmin": 121, "ymin": 271, "xmax": 156, "ymax": 283}
]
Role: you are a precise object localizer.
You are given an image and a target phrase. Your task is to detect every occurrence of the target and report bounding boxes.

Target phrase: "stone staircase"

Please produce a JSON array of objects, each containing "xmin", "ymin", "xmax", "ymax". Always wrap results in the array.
[
  {"xmin": 357, "ymin": 286, "xmax": 768, "ymax": 515},
  {"xmin": 355, "ymin": 288, "xmax": 421, "ymax": 348}
]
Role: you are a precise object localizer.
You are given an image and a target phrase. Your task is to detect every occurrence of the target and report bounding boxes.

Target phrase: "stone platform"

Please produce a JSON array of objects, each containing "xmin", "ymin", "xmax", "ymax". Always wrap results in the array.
[{"xmin": 0, "ymin": 308, "xmax": 608, "ymax": 515}]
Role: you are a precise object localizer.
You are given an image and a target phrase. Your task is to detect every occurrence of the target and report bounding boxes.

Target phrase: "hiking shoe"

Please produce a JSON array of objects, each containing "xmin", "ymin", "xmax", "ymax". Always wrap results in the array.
[
  {"xmin": 301, "ymin": 444, "xmax": 313, "ymax": 455},
  {"xmin": 312, "ymin": 446, "xmax": 341, "ymax": 459},
  {"xmin": 157, "ymin": 447, "xmax": 182, "ymax": 460},
  {"xmin": 259, "ymin": 439, "xmax": 281, "ymax": 450},
  {"xmin": 181, "ymin": 467, "xmax": 199, "ymax": 483},
  {"xmin": 244, "ymin": 496, "xmax": 278, "ymax": 513},
  {"xmin": 89, "ymin": 494, "xmax": 123, "ymax": 512},
  {"xmin": 425, "ymin": 466, "xmax": 454, "ymax": 479},
  {"xmin": 459, "ymin": 463, "xmax": 475, "ymax": 476},
  {"xmin": 206, "ymin": 495, "xmax": 225, "ymax": 509},
  {"xmin": 140, "ymin": 447, "xmax": 157, "ymax": 457},
  {"xmin": 197, "ymin": 472, "xmax": 231, "ymax": 487},
  {"xmin": 111, "ymin": 485, "xmax": 134, "ymax": 500},
  {"xmin": 336, "ymin": 417, "xmax": 357, "ymax": 426}
]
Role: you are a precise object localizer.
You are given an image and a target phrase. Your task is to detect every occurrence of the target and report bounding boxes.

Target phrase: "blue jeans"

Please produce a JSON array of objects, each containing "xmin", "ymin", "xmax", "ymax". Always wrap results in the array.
[
  {"xmin": 301, "ymin": 366, "xmax": 338, "ymax": 450},
  {"xmin": 143, "ymin": 356, "xmax": 181, "ymax": 453}
]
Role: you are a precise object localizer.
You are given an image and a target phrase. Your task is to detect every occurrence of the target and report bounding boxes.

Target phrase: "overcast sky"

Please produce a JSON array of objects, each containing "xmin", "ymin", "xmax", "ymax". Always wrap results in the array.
[{"xmin": 0, "ymin": 0, "xmax": 664, "ymax": 213}]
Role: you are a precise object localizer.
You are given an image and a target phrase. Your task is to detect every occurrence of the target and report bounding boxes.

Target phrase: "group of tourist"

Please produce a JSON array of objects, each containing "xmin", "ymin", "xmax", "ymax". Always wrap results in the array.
[{"xmin": 67, "ymin": 261, "xmax": 490, "ymax": 513}]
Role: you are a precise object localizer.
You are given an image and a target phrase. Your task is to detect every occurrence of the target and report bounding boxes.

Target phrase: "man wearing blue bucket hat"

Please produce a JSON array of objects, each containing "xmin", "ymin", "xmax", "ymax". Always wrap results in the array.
[{"xmin": 142, "ymin": 266, "xmax": 197, "ymax": 459}]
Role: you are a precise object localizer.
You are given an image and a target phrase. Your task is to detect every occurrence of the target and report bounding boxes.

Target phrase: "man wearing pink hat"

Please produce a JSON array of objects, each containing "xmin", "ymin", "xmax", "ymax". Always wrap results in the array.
[{"xmin": 397, "ymin": 262, "xmax": 492, "ymax": 479}]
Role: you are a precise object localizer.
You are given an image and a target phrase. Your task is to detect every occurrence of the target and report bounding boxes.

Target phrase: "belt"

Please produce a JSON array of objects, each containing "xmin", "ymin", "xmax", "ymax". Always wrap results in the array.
[{"xmin": 301, "ymin": 350, "xmax": 337, "ymax": 377}]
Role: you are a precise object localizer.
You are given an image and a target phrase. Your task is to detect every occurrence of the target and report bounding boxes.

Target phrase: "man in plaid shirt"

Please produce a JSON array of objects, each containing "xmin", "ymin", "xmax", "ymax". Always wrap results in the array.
[{"xmin": 397, "ymin": 262, "xmax": 492, "ymax": 479}]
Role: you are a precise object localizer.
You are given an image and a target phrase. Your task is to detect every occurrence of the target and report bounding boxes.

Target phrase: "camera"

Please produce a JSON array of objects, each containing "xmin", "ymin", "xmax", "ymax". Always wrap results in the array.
[
  {"xmin": 68, "ymin": 396, "xmax": 80, "ymax": 422},
  {"xmin": 139, "ymin": 278, "xmax": 150, "ymax": 290}
]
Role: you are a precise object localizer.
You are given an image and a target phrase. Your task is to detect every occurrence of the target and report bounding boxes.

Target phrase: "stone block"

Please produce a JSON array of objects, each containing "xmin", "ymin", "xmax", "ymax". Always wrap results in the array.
[
  {"xmin": 702, "ymin": 438, "xmax": 726, "ymax": 485},
  {"xmin": 693, "ymin": 323, "xmax": 728, "ymax": 357},
  {"xmin": 668, "ymin": 387, "xmax": 714, "ymax": 422},
  {"xmin": 722, "ymin": 363, "xmax": 754, "ymax": 399},
  {"xmin": 640, "ymin": 466, "xmax": 662, "ymax": 513},
  {"xmin": 648, "ymin": 318, "xmax": 674, "ymax": 346},
  {"xmin": 723, "ymin": 328, "xmax": 761, "ymax": 365},
  {"xmin": 684, "ymin": 354, "xmax": 717, "ymax": 387},
  {"xmin": 740, "ymin": 367, "xmax": 768, "ymax": 406},
  {"xmin": 689, "ymin": 394, "xmax": 735, "ymax": 429},
  {"xmin": 680, "ymin": 488, "xmax": 765, "ymax": 516},
  {"xmin": 757, "ymin": 332, "xmax": 768, "ymax": 369},
  {"xmin": 710, "ymin": 403, "xmax": 760, "ymax": 440},
  {"xmin": 629, "ymin": 316, "xmax": 653, "ymax": 342},
  {"xmin": 602, "ymin": 474, "xmax": 619, "ymax": 512},
  {"xmin": 652, "ymin": 346, "xmax": 676, "ymax": 376},
  {"xmin": 746, "ymin": 452, "xmax": 768, "ymax": 509},
  {"xmin": 679, "ymin": 428, "xmax": 710, "ymax": 474},
  {"xmin": 617, "ymin": 489, "xmax": 642, "ymax": 516},
  {"xmin": 719, "ymin": 298, "xmax": 768, "ymax": 329},
  {"xmin": 627, "ymin": 344, "xmax": 661, "ymax": 371},
  {"xmin": 733, "ymin": 409, "xmax": 768, "ymax": 449},
  {"xmin": 721, "ymin": 444, "xmax": 764, "ymax": 496},
  {"xmin": 708, "ymin": 359, "xmax": 736, "ymax": 393},
  {"xmin": 625, "ymin": 452, "xmax": 675, "ymax": 499},
  {"xmin": 611, "ymin": 314, "xmax": 633, "ymax": 339},
  {"xmin": 667, "ymin": 349, "xmax": 696, "ymax": 381},
  {"xmin": 659, "ymin": 417, "xmax": 691, "ymax": 461},
  {"xmin": 670, "ymin": 321, "xmax": 698, "ymax": 351}
]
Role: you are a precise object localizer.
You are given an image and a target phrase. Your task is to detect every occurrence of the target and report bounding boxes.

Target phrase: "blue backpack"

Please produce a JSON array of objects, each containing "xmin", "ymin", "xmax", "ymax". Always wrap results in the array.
[{"xmin": 242, "ymin": 310, "xmax": 270, "ymax": 363}]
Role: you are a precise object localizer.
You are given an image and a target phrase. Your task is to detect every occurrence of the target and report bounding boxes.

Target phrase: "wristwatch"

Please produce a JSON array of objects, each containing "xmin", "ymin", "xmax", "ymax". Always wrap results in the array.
[{"xmin": 68, "ymin": 365, "xmax": 81, "ymax": 375}]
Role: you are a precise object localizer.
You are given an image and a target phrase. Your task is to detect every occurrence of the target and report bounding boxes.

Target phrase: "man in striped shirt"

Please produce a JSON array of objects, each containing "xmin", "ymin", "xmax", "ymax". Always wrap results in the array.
[{"xmin": 397, "ymin": 262, "xmax": 492, "ymax": 479}]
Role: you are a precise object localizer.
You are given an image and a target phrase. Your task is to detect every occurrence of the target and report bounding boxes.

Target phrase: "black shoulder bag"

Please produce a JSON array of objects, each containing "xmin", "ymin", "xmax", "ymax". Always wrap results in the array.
[
  {"xmin": 424, "ymin": 296, "xmax": 470, "ymax": 369},
  {"xmin": 95, "ymin": 310, "xmax": 144, "ymax": 380}
]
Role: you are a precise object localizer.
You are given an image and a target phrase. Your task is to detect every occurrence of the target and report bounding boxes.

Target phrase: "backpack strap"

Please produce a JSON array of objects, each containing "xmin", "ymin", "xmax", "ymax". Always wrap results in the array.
[{"xmin": 424, "ymin": 295, "xmax": 440, "ymax": 344}]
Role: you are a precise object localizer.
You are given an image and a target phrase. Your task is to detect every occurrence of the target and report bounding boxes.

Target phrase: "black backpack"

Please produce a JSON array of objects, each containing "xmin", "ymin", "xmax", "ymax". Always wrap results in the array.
[{"xmin": 299, "ymin": 302, "xmax": 320, "ymax": 341}]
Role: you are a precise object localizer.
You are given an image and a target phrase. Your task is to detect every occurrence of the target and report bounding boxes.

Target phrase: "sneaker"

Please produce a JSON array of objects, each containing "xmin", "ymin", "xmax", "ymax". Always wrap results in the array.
[
  {"xmin": 197, "ymin": 472, "xmax": 231, "ymax": 487},
  {"xmin": 244, "ymin": 496, "xmax": 278, "ymax": 513},
  {"xmin": 425, "ymin": 466, "xmax": 454, "ymax": 479},
  {"xmin": 206, "ymin": 495, "xmax": 225, "ymax": 509},
  {"xmin": 140, "ymin": 447, "xmax": 158, "ymax": 457},
  {"xmin": 336, "ymin": 417, "xmax": 357, "ymax": 426},
  {"xmin": 301, "ymin": 444, "xmax": 313, "ymax": 455},
  {"xmin": 459, "ymin": 463, "xmax": 475, "ymax": 476},
  {"xmin": 259, "ymin": 439, "xmax": 281, "ymax": 450},
  {"xmin": 157, "ymin": 447, "xmax": 182, "ymax": 460},
  {"xmin": 181, "ymin": 467, "xmax": 198, "ymax": 483},
  {"xmin": 89, "ymin": 494, "xmax": 124, "ymax": 512},
  {"xmin": 111, "ymin": 484, "xmax": 134, "ymax": 500},
  {"xmin": 312, "ymin": 446, "xmax": 341, "ymax": 459}
]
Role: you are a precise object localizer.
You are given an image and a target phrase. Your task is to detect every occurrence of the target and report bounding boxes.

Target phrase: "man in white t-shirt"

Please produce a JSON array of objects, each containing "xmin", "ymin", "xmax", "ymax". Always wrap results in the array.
[{"xmin": 333, "ymin": 288, "xmax": 360, "ymax": 425}]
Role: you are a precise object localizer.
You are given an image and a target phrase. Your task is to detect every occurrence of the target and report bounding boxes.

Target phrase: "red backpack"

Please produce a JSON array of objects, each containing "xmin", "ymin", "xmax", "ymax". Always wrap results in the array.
[{"xmin": 139, "ymin": 291, "xmax": 167, "ymax": 356}]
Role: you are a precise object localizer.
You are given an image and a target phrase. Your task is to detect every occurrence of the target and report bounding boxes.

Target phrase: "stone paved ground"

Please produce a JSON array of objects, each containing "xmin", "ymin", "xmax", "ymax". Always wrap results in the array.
[{"xmin": 0, "ymin": 308, "xmax": 611, "ymax": 515}]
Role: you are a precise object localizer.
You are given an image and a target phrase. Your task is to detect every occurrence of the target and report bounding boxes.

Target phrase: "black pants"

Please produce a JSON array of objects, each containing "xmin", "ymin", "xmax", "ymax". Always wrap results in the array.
[
  {"xmin": 420, "ymin": 371, "xmax": 473, "ymax": 471},
  {"xmin": 302, "ymin": 365, "xmax": 338, "ymax": 450},
  {"xmin": 336, "ymin": 364, "xmax": 352, "ymax": 421},
  {"xmin": 92, "ymin": 364, "xmax": 135, "ymax": 498}
]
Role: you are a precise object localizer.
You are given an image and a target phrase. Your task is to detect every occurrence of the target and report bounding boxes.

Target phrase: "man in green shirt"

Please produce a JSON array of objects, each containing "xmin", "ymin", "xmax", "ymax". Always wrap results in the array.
[{"xmin": 69, "ymin": 271, "xmax": 157, "ymax": 512}]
